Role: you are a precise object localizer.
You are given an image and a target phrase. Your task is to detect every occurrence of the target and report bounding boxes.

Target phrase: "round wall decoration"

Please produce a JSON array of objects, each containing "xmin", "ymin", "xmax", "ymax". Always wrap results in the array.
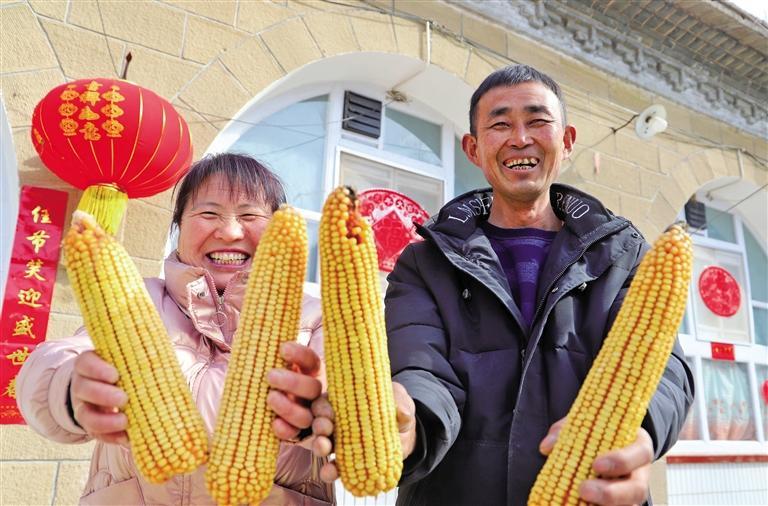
[
  {"xmin": 357, "ymin": 189, "xmax": 430, "ymax": 272},
  {"xmin": 698, "ymin": 265, "xmax": 741, "ymax": 317}
]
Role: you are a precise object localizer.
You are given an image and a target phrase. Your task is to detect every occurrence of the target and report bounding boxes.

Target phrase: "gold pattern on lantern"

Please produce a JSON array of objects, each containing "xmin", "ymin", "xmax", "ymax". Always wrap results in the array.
[
  {"xmin": 100, "ymin": 103, "xmax": 124, "ymax": 118},
  {"xmin": 101, "ymin": 85, "xmax": 125, "ymax": 103},
  {"xmin": 33, "ymin": 128, "xmax": 43, "ymax": 146},
  {"xmin": 60, "ymin": 117, "xmax": 78, "ymax": 136},
  {"xmin": 79, "ymin": 81, "xmax": 103, "ymax": 106},
  {"xmin": 60, "ymin": 85, "xmax": 79, "ymax": 101},
  {"xmin": 102, "ymin": 119, "xmax": 124, "ymax": 138},
  {"xmin": 80, "ymin": 122, "xmax": 101, "ymax": 141},
  {"xmin": 58, "ymin": 102, "xmax": 78, "ymax": 117},
  {"xmin": 78, "ymin": 106, "xmax": 100, "ymax": 121}
]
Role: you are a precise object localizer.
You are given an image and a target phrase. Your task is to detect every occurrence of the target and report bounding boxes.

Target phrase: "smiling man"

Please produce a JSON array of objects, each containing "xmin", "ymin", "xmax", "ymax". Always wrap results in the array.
[
  {"xmin": 389, "ymin": 64, "xmax": 693, "ymax": 505},
  {"xmin": 311, "ymin": 64, "xmax": 694, "ymax": 505}
]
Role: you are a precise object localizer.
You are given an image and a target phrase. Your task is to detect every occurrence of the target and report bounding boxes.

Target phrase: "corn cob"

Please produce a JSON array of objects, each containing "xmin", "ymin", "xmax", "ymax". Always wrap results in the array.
[
  {"xmin": 319, "ymin": 186, "xmax": 403, "ymax": 497},
  {"xmin": 63, "ymin": 211, "xmax": 209, "ymax": 484},
  {"xmin": 528, "ymin": 224, "xmax": 693, "ymax": 505},
  {"xmin": 206, "ymin": 205, "xmax": 308, "ymax": 506}
]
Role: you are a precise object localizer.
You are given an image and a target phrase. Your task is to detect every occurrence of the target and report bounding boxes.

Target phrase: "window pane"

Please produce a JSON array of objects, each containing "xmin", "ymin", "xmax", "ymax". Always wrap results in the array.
[
  {"xmin": 383, "ymin": 108, "xmax": 441, "ymax": 165},
  {"xmin": 743, "ymin": 224, "xmax": 768, "ymax": 303},
  {"xmin": 705, "ymin": 206, "xmax": 737, "ymax": 243},
  {"xmin": 753, "ymin": 306, "xmax": 768, "ymax": 346},
  {"xmin": 679, "ymin": 357, "xmax": 700, "ymax": 440},
  {"xmin": 756, "ymin": 364, "xmax": 768, "ymax": 439},
  {"xmin": 701, "ymin": 359, "xmax": 756, "ymax": 440},
  {"xmin": 393, "ymin": 171, "xmax": 443, "ymax": 216},
  {"xmin": 692, "ymin": 245, "xmax": 750, "ymax": 343},
  {"xmin": 340, "ymin": 153, "xmax": 443, "ymax": 216},
  {"xmin": 229, "ymin": 96, "xmax": 328, "ymax": 212},
  {"xmin": 454, "ymin": 137, "xmax": 488, "ymax": 197},
  {"xmin": 678, "ymin": 303, "xmax": 690, "ymax": 335},
  {"xmin": 306, "ymin": 219, "xmax": 319, "ymax": 283}
]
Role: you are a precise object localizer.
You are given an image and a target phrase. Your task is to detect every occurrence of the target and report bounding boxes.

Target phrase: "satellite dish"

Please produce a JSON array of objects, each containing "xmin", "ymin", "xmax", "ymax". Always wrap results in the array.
[{"xmin": 635, "ymin": 104, "xmax": 668, "ymax": 139}]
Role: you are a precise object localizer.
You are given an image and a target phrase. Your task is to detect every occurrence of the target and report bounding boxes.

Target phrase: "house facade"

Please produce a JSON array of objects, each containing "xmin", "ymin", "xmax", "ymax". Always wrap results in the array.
[{"xmin": 1, "ymin": 1, "xmax": 766, "ymax": 504}]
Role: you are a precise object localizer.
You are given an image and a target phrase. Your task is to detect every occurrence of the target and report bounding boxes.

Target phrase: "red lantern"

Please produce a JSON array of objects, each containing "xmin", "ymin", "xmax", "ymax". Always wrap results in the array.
[{"xmin": 31, "ymin": 78, "xmax": 192, "ymax": 233}]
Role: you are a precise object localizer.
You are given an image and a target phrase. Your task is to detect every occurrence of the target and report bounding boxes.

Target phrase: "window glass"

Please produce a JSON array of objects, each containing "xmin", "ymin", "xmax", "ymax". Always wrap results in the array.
[
  {"xmin": 383, "ymin": 108, "xmax": 441, "ymax": 165},
  {"xmin": 340, "ymin": 153, "xmax": 443, "ymax": 216},
  {"xmin": 753, "ymin": 306, "xmax": 768, "ymax": 346},
  {"xmin": 705, "ymin": 205, "xmax": 737, "ymax": 243},
  {"xmin": 678, "ymin": 304, "xmax": 690, "ymax": 335},
  {"xmin": 306, "ymin": 220, "xmax": 319, "ymax": 283},
  {"xmin": 229, "ymin": 96, "xmax": 328, "ymax": 212},
  {"xmin": 742, "ymin": 224, "xmax": 767, "ymax": 303},
  {"xmin": 692, "ymin": 245, "xmax": 749, "ymax": 343},
  {"xmin": 454, "ymin": 137, "xmax": 488, "ymax": 197},
  {"xmin": 756, "ymin": 364, "xmax": 768, "ymax": 438},
  {"xmin": 679, "ymin": 357, "xmax": 700, "ymax": 440},
  {"xmin": 702, "ymin": 359, "xmax": 756, "ymax": 440}
]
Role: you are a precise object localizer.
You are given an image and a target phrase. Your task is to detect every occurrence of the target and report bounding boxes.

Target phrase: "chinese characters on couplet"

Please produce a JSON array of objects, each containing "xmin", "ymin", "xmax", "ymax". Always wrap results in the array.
[{"xmin": 1, "ymin": 186, "xmax": 68, "ymax": 424}]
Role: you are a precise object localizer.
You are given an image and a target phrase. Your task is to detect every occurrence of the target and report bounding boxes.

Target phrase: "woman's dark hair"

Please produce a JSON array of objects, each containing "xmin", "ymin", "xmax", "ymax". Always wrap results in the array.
[{"xmin": 171, "ymin": 153, "xmax": 286, "ymax": 228}]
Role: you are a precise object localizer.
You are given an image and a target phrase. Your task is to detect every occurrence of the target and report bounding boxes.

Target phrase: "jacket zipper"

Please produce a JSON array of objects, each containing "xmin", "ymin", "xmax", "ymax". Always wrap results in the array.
[
  {"xmin": 504, "ymin": 221, "xmax": 632, "ymax": 504},
  {"xmin": 517, "ymin": 220, "xmax": 631, "ymax": 399}
]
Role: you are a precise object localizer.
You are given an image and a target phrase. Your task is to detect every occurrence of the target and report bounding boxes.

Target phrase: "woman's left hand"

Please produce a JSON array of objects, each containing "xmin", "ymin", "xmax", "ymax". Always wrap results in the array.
[{"xmin": 266, "ymin": 341, "xmax": 323, "ymax": 443}]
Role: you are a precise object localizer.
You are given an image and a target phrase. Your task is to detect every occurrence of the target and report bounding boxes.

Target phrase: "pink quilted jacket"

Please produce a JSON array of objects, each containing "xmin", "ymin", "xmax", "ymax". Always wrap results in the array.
[{"xmin": 16, "ymin": 255, "xmax": 335, "ymax": 505}]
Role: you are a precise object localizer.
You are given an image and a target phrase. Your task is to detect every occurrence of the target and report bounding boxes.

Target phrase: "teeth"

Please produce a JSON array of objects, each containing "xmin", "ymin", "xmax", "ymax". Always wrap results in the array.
[
  {"xmin": 208, "ymin": 252, "xmax": 247, "ymax": 265},
  {"xmin": 504, "ymin": 157, "xmax": 539, "ymax": 168}
]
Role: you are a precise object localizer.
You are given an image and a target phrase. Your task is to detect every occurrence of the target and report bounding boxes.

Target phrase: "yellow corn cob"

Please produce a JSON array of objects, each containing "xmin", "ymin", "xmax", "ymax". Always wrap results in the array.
[
  {"xmin": 528, "ymin": 224, "xmax": 693, "ymax": 505},
  {"xmin": 63, "ymin": 211, "xmax": 209, "ymax": 484},
  {"xmin": 206, "ymin": 205, "xmax": 308, "ymax": 506},
  {"xmin": 319, "ymin": 186, "xmax": 403, "ymax": 497}
]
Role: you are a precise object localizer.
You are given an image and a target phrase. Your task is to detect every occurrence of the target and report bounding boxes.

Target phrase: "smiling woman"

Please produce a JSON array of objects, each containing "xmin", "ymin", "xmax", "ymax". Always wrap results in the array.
[
  {"xmin": 172, "ymin": 154, "xmax": 284, "ymax": 293},
  {"xmin": 16, "ymin": 152, "xmax": 335, "ymax": 505}
]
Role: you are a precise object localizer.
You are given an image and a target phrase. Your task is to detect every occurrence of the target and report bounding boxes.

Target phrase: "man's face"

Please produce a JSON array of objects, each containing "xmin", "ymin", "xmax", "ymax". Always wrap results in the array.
[{"xmin": 462, "ymin": 81, "xmax": 576, "ymax": 206}]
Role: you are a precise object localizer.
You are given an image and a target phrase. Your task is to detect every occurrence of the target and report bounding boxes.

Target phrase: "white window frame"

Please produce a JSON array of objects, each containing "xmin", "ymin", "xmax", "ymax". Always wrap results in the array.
[
  {"xmin": 670, "ymin": 198, "xmax": 768, "ymax": 457},
  {"xmin": 209, "ymin": 82, "xmax": 464, "ymax": 283}
]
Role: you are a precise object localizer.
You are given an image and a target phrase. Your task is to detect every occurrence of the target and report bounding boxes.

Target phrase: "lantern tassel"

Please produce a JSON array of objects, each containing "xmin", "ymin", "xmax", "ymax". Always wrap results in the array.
[{"xmin": 77, "ymin": 184, "xmax": 128, "ymax": 235}]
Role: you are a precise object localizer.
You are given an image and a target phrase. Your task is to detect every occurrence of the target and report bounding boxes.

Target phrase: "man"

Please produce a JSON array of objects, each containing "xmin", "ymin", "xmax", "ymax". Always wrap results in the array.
[{"xmin": 289, "ymin": 64, "xmax": 693, "ymax": 505}]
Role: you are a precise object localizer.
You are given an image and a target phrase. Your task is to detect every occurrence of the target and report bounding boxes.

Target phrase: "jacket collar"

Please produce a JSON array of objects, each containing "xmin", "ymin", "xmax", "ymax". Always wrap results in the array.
[
  {"xmin": 163, "ymin": 253, "xmax": 250, "ymax": 347},
  {"xmin": 423, "ymin": 183, "xmax": 622, "ymax": 241}
]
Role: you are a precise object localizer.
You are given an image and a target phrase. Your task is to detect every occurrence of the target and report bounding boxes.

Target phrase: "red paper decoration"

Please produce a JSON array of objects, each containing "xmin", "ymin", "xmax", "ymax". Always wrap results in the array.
[
  {"xmin": 31, "ymin": 78, "xmax": 192, "ymax": 198},
  {"xmin": 710, "ymin": 342, "xmax": 735, "ymax": 361},
  {"xmin": 358, "ymin": 189, "xmax": 430, "ymax": 272},
  {"xmin": 699, "ymin": 266, "xmax": 741, "ymax": 317}
]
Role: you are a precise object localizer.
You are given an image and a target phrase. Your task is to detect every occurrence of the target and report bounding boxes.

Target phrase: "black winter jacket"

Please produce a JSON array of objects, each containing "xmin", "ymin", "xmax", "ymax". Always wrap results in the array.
[{"xmin": 386, "ymin": 184, "xmax": 694, "ymax": 506}]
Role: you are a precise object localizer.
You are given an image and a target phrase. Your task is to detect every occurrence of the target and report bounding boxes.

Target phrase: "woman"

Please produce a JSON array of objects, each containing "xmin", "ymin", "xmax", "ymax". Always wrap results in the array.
[{"xmin": 16, "ymin": 153, "xmax": 333, "ymax": 505}]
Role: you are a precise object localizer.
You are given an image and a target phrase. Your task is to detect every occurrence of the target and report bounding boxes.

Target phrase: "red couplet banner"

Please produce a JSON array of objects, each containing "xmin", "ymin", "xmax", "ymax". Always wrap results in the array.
[{"xmin": 1, "ymin": 186, "xmax": 68, "ymax": 424}]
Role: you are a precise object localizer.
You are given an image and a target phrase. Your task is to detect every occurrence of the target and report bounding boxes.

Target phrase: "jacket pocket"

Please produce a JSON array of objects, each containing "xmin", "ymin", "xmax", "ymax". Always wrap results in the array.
[{"xmin": 80, "ymin": 477, "xmax": 144, "ymax": 505}]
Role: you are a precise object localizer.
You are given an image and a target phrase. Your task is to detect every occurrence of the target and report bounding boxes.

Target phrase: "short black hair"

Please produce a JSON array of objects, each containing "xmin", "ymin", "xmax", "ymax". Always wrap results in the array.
[
  {"xmin": 469, "ymin": 64, "xmax": 567, "ymax": 135},
  {"xmin": 171, "ymin": 152, "xmax": 286, "ymax": 229}
]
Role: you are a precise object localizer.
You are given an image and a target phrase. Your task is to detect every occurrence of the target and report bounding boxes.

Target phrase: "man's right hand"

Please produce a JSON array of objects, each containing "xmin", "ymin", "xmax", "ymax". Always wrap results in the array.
[
  {"xmin": 70, "ymin": 351, "xmax": 129, "ymax": 445},
  {"xmin": 311, "ymin": 381, "xmax": 417, "ymax": 483}
]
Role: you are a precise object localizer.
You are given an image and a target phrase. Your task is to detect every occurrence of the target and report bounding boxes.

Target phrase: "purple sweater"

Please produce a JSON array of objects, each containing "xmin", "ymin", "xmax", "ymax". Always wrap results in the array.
[{"xmin": 481, "ymin": 222, "xmax": 557, "ymax": 330}]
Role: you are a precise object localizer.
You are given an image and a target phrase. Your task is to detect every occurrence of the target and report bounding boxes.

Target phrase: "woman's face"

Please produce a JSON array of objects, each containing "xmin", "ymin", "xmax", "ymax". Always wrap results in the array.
[{"xmin": 177, "ymin": 173, "xmax": 272, "ymax": 292}]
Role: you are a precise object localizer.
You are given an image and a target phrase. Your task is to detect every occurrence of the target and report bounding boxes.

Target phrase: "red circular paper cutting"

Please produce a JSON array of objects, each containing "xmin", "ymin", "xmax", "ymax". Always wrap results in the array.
[
  {"xmin": 698, "ymin": 265, "xmax": 741, "ymax": 317},
  {"xmin": 357, "ymin": 188, "xmax": 430, "ymax": 272}
]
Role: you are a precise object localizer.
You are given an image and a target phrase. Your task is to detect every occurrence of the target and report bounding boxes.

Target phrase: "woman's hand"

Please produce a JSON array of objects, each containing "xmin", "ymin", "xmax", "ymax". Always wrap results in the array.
[
  {"xmin": 266, "ymin": 342, "xmax": 323, "ymax": 443},
  {"xmin": 540, "ymin": 418, "xmax": 654, "ymax": 506},
  {"xmin": 310, "ymin": 381, "xmax": 418, "ymax": 483},
  {"xmin": 70, "ymin": 351, "xmax": 128, "ymax": 445}
]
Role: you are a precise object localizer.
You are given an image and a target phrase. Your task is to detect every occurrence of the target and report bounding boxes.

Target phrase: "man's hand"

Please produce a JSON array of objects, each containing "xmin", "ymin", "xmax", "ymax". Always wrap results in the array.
[
  {"xmin": 266, "ymin": 342, "xmax": 323, "ymax": 443},
  {"xmin": 311, "ymin": 381, "xmax": 418, "ymax": 483},
  {"xmin": 540, "ymin": 418, "xmax": 654, "ymax": 505},
  {"xmin": 70, "ymin": 351, "xmax": 128, "ymax": 445}
]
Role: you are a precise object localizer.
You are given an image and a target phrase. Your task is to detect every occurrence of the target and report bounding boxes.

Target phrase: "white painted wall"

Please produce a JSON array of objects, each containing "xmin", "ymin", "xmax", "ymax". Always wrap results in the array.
[{"xmin": 667, "ymin": 462, "xmax": 768, "ymax": 505}]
